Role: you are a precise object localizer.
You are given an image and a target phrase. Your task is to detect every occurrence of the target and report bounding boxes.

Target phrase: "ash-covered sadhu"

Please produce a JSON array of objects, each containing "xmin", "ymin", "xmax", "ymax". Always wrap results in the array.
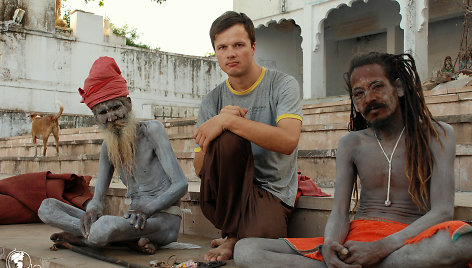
[
  {"xmin": 39, "ymin": 56, "xmax": 188, "ymax": 254},
  {"xmin": 234, "ymin": 52, "xmax": 472, "ymax": 268}
]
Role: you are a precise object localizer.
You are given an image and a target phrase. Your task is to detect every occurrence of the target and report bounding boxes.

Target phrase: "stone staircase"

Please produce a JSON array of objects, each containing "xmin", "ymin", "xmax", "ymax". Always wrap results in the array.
[{"xmin": 1, "ymin": 80, "xmax": 472, "ymax": 238}]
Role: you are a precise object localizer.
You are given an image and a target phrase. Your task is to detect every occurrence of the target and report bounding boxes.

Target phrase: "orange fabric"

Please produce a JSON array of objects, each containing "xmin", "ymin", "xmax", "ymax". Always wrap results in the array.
[
  {"xmin": 0, "ymin": 171, "xmax": 93, "ymax": 224},
  {"xmin": 283, "ymin": 219, "xmax": 472, "ymax": 261},
  {"xmin": 78, "ymin": 56, "xmax": 129, "ymax": 109}
]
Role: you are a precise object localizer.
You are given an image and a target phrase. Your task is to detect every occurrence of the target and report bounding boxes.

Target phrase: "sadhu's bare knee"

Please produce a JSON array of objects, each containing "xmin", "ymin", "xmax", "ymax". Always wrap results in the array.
[
  {"xmin": 86, "ymin": 215, "xmax": 119, "ymax": 246},
  {"xmin": 38, "ymin": 198, "xmax": 60, "ymax": 223}
]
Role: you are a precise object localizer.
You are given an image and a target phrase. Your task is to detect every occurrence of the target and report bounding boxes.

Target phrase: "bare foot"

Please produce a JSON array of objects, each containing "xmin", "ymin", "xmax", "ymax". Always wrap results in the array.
[
  {"xmin": 210, "ymin": 237, "xmax": 227, "ymax": 248},
  {"xmin": 204, "ymin": 237, "xmax": 238, "ymax": 261},
  {"xmin": 50, "ymin": 232, "xmax": 86, "ymax": 247},
  {"xmin": 130, "ymin": 237, "xmax": 156, "ymax": 255}
]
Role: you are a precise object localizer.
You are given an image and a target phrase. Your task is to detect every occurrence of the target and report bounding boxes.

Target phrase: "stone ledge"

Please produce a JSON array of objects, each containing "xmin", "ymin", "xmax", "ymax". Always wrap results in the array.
[
  {"xmin": 0, "ymin": 139, "xmax": 103, "ymax": 149},
  {"xmin": 98, "ymin": 183, "xmax": 472, "ymax": 223},
  {"xmin": 163, "ymin": 117, "xmax": 198, "ymax": 127},
  {"xmin": 0, "ymin": 154, "xmax": 100, "ymax": 161}
]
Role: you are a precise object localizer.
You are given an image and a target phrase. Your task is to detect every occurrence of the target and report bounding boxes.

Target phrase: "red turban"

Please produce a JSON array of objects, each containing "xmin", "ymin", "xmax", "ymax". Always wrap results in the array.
[{"xmin": 78, "ymin": 57, "xmax": 129, "ymax": 109}]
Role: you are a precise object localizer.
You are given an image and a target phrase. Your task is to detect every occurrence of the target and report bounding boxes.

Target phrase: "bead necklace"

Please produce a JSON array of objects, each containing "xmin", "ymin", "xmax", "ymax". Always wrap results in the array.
[{"xmin": 374, "ymin": 127, "xmax": 405, "ymax": 207}]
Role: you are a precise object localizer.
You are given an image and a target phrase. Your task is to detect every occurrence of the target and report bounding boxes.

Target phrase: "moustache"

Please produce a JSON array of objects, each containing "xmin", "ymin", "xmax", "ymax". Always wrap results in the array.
[
  {"xmin": 105, "ymin": 119, "xmax": 128, "ymax": 131},
  {"xmin": 364, "ymin": 102, "xmax": 387, "ymax": 114}
]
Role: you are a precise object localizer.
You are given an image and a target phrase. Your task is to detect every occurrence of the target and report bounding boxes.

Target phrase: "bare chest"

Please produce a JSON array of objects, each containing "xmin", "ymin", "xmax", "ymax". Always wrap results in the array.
[{"xmin": 354, "ymin": 142, "xmax": 410, "ymax": 195}]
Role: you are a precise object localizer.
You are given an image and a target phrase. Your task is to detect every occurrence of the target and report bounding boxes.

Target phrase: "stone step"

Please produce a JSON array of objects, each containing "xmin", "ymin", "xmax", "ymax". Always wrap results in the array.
[
  {"xmin": 0, "ymin": 126, "xmax": 103, "ymax": 146},
  {"xmin": 298, "ymin": 143, "xmax": 472, "ymax": 192},
  {"xmin": 155, "ymin": 114, "xmax": 472, "ymax": 154},
  {"xmin": 97, "ymin": 181, "xmax": 472, "ymax": 239},
  {"xmin": 302, "ymin": 83, "xmax": 472, "ymax": 125},
  {"xmin": 3, "ymin": 114, "xmax": 472, "ymax": 158},
  {"xmin": 2, "ymin": 136, "xmax": 472, "ymax": 190},
  {"xmin": 0, "ymin": 139, "xmax": 103, "ymax": 158},
  {"xmin": 0, "ymin": 154, "xmax": 100, "ymax": 177},
  {"xmin": 0, "ymin": 153, "xmax": 198, "ymax": 183}
]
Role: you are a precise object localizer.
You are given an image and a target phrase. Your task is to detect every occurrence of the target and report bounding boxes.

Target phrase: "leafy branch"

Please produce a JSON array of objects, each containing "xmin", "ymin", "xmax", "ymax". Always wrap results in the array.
[
  {"xmin": 109, "ymin": 22, "xmax": 159, "ymax": 50},
  {"xmin": 83, "ymin": 0, "xmax": 167, "ymax": 6}
]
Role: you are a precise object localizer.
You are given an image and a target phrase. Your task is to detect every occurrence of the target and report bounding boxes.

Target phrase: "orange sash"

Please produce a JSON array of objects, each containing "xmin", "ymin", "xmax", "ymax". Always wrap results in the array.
[{"xmin": 283, "ymin": 219, "xmax": 472, "ymax": 262}]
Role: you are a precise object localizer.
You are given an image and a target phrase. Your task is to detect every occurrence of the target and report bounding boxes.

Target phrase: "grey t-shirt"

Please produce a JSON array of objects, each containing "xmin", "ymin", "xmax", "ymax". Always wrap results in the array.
[{"xmin": 196, "ymin": 67, "xmax": 303, "ymax": 207}]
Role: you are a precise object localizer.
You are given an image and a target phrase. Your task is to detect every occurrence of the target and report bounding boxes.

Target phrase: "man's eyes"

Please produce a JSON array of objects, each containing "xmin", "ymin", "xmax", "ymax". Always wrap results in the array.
[{"xmin": 353, "ymin": 90, "xmax": 364, "ymax": 97}]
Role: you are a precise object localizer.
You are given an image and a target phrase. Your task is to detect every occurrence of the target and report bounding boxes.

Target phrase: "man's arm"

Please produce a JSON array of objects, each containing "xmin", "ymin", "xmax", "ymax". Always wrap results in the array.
[
  {"xmin": 81, "ymin": 142, "xmax": 114, "ymax": 236},
  {"xmin": 322, "ymin": 133, "xmax": 360, "ymax": 268},
  {"xmin": 343, "ymin": 122, "xmax": 456, "ymax": 266},
  {"xmin": 193, "ymin": 113, "xmax": 302, "ymax": 155}
]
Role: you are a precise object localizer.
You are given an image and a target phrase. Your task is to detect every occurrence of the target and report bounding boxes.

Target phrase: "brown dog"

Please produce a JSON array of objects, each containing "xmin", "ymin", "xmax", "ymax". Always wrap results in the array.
[{"xmin": 30, "ymin": 105, "xmax": 64, "ymax": 157}]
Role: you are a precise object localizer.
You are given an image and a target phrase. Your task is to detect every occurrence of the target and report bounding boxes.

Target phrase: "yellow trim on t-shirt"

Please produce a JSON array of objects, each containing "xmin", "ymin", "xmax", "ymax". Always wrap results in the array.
[
  {"xmin": 194, "ymin": 147, "xmax": 202, "ymax": 153},
  {"xmin": 226, "ymin": 67, "xmax": 266, "ymax": 95},
  {"xmin": 276, "ymin": 114, "xmax": 303, "ymax": 123}
]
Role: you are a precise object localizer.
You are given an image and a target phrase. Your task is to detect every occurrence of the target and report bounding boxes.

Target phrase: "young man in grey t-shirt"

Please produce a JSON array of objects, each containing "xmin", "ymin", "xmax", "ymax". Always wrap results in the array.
[{"xmin": 193, "ymin": 11, "xmax": 303, "ymax": 262}]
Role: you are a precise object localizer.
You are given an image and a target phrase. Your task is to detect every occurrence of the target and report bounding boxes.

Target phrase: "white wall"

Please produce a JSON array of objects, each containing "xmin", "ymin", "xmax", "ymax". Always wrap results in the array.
[
  {"xmin": 235, "ymin": 0, "xmax": 464, "ymax": 99},
  {"xmin": 0, "ymin": 7, "xmax": 226, "ymax": 137},
  {"xmin": 428, "ymin": 16, "xmax": 463, "ymax": 77},
  {"xmin": 255, "ymin": 20, "xmax": 303, "ymax": 96}
]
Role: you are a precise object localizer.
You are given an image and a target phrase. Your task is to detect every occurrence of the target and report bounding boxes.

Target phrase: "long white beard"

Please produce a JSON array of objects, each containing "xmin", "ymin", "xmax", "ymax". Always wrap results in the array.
[{"xmin": 101, "ymin": 113, "xmax": 137, "ymax": 177}]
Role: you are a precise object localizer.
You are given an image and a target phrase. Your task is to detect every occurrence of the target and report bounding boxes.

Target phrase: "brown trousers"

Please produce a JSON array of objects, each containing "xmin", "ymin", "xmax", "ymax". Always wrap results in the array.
[{"xmin": 199, "ymin": 131, "xmax": 292, "ymax": 239}]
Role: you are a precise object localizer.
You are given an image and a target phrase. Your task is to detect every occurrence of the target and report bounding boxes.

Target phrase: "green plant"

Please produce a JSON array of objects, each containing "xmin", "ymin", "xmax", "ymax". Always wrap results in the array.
[
  {"xmin": 83, "ymin": 0, "xmax": 166, "ymax": 6},
  {"xmin": 110, "ymin": 23, "xmax": 157, "ymax": 50},
  {"xmin": 62, "ymin": 7, "xmax": 71, "ymax": 27}
]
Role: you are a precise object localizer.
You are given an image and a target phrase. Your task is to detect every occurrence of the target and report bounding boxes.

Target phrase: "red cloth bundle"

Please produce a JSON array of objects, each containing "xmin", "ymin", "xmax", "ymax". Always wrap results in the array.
[{"xmin": 0, "ymin": 171, "xmax": 93, "ymax": 224}]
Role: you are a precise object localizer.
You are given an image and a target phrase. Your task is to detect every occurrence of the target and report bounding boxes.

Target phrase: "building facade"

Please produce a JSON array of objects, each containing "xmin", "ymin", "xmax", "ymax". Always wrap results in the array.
[
  {"xmin": 234, "ymin": 0, "xmax": 464, "ymax": 99},
  {"xmin": 0, "ymin": 0, "xmax": 225, "ymax": 137}
]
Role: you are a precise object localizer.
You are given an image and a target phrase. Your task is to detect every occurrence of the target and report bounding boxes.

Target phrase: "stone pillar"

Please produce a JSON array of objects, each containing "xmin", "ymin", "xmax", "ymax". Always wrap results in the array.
[
  {"xmin": 1, "ymin": 0, "xmax": 55, "ymax": 33},
  {"xmin": 302, "ymin": 4, "xmax": 327, "ymax": 99},
  {"xmin": 399, "ymin": 0, "xmax": 429, "ymax": 80},
  {"xmin": 387, "ymin": 25, "xmax": 403, "ymax": 54},
  {"xmin": 70, "ymin": 10, "xmax": 104, "ymax": 44},
  {"xmin": 311, "ymin": 23, "xmax": 326, "ymax": 99}
]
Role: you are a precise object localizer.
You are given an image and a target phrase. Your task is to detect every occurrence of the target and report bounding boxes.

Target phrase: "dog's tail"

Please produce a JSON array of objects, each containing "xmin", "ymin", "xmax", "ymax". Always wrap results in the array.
[{"xmin": 54, "ymin": 101, "xmax": 64, "ymax": 121}]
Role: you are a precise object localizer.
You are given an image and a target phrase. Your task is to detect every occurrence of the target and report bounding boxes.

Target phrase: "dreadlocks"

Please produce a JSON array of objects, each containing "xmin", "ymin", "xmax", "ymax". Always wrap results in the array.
[{"xmin": 344, "ymin": 52, "xmax": 444, "ymax": 211}]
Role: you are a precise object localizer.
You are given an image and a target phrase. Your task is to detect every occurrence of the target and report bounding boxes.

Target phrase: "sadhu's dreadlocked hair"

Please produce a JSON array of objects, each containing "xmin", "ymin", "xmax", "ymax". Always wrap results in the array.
[{"xmin": 344, "ymin": 52, "xmax": 444, "ymax": 211}]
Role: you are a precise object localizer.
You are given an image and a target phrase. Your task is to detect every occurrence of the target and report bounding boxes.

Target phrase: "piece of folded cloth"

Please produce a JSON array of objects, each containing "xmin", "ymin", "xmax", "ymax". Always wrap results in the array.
[
  {"xmin": 0, "ymin": 171, "xmax": 93, "ymax": 224},
  {"xmin": 282, "ymin": 218, "xmax": 472, "ymax": 263}
]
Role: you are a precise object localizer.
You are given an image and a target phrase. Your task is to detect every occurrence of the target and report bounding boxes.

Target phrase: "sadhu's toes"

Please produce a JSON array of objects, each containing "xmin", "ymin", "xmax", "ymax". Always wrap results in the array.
[{"xmin": 137, "ymin": 237, "xmax": 156, "ymax": 255}]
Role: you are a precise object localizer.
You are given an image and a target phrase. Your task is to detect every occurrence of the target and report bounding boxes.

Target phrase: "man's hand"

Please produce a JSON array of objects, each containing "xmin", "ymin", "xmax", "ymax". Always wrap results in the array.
[
  {"xmin": 124, "ymin": 209, "xmax": 149, "ymax": 230},
  {"xmin": 220, "ymin": 105, "xmax": 248, "ymax": 118},
  {"xmin": 342, "ymin": 240, "xmax": 390, "ymax": 266},
  {"xmin": 193, "ymin": 113, "xmax": 230, "ymax": 153},
  {"xmin": 80, "ymin": 207, "xmax": 102, "ymax": 238},
  {"xmin": 322, "ymin": 241, "xmax": 361, "ymax": 268}
]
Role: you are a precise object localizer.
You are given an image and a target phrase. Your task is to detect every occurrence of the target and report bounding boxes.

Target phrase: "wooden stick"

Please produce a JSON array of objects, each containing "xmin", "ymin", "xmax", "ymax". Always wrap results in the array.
[{"xmin": 54, "ymin": 241, "xmax": 149, "ymax": 268}]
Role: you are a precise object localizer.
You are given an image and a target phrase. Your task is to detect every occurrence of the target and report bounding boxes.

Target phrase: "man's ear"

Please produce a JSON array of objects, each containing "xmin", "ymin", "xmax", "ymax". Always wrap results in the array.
[{"xmin": 394, "ymin": 78, "xmax": 404, "ymax": 97}]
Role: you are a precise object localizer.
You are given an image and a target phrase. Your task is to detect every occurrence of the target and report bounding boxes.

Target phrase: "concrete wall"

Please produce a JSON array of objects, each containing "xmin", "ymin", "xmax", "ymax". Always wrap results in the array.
[
  {"xmin": 255, "ymin": 20, "xmax": 303, "ymax": 96},
  {"xmin": 234, "ymin": 0, "xmax": 465, "ymax": 98},
  {"xmin": 0, "ymin": 1, "xmax": 226, "ymax": 138},
  {"xmin": 326, "ymin": 32, "xmax": 387, "ymax": 97},
  {"xmin": 428, "ymin": 16, "xmax": 463, "ymax": 77},
  {"xmin": 233, "ymin": 0, "xmax": 304, "ymax": 21}
]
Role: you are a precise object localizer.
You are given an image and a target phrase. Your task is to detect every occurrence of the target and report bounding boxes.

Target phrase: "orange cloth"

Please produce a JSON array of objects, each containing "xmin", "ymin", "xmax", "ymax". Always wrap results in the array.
[
  {"xmin": 283, "ymin": 219, "xmax": 472, "ymax": 261},
  {"xmin": 78, "ymin": 56, "xmax": 129, "ymax": 109},
  {"xmin": 0, "ymin": 171, "xmax": 93, "ymax": 224}
]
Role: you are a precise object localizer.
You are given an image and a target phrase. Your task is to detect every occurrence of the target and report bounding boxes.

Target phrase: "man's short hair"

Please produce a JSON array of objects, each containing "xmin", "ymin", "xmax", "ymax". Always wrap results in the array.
[{"xmin": 209, "ymin": 11, "xmax": 255, "ymax": 49}]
